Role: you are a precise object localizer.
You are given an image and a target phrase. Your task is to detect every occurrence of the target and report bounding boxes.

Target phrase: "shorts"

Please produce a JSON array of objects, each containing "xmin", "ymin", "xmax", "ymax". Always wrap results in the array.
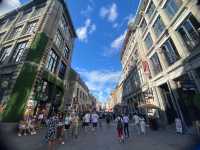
[{"xmin": 93, "ymin": 123, "xmax": 97, "ymax": 127}]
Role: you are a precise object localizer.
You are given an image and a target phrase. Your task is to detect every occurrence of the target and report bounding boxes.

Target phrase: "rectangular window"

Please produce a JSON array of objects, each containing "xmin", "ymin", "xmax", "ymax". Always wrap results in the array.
[
  {"xmin": 46, "ymin": 49, "xmax": 58, "ymax": 73},
  {"xmin": 141, "ymin": 19, "xmax": 147, "ymax": 32},
  {"xmin": 6, "ymin": 15, "xmax": 16, "ymax": 27},
  {"xmin": 25, "ymin": 21, "xmax": 38, "ymax": 34},
  {"xmin": 162, "ymin": 38, "xmax": 180, "ymax": 65},
  {"xmin": 150, "ymin": 53, "xmax": 162, "ymax": 75},
  {"xmin": 64, "ymin": 46, "xmax": 70, "ymax": 59},
  {"xmin": 54, "ymin": 30, "xmax": 64, "ymax": 49},
  {"xmin": 144, "ymin": 33, "xmax": 153, "ymax": 50},
  {"xmin": 19, "ymin": 9, "xmax": 32, "ymax": 22},
  {"xmin": 9, "ymin": 26, "xmax": 23, "ymax": 39},
  {"xmin": 178, "ymin": 15, "xmax": 200, "ymax": 50},
  {"xmin": 164, "ymin": 0, "xmax": 182, "ymax": 19},
  {"xmin": 0, "ymin": 46, "xmax": 12, "ymax": 64},
  {"xmin": 32, "ymin": 3, "xmax": 46, "ymax": 17},
  {"xmin": 146, "ymin": 1, "xmax": 156, "ymax": 18},
  {"xmin": 0, "ymin": 32, "xmax": 5, "ymax": 42},
  {"xmin": 153, "ymin": 16, "xmax": 165, "ymax": 37},
  {"xmin": 58, "ymin": 62, "xmax": 67, "ymax": 79},
  {"xmin": 12, "ymin": 41, "xmax": 28, "ymax": 62}
]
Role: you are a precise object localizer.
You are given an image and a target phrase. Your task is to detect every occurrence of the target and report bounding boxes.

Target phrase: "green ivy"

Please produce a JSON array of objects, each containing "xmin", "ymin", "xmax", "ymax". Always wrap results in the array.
[
  {"xmin": 43, "ymin": 70, "xmax": 64, "ymax": 91},
  {"xmin": 26, "ymin": 32, "xmax": 48, "ymax": 63},
  {"xmin": 2, "ymin": 63, "xmax": 38, "ymax": 122}
]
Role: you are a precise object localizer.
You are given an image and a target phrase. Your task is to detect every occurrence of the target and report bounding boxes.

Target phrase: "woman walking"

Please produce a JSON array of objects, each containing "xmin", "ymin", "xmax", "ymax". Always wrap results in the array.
[
  {"xmin": 45, "ymin": 113, "xmax": 58, "ymax": 150},
  {"xmin": 116, "ymin": 115, "xmax": 124, "ymax": 143}
]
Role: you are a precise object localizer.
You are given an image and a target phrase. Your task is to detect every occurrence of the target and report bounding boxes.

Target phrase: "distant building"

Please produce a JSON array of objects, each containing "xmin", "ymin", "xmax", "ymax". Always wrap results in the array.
[
  {"xmin": 0, "ymin": 0, "xmax": 76, "ymax": 122},
  {"xmin": 121, "ymin": 0, "xmax": 200, "ymax": 128}
]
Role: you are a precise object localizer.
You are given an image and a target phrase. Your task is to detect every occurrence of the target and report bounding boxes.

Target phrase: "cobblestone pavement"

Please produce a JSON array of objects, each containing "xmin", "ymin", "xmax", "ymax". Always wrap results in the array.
[{"xmin": 1, "ymin": 122, "xmax": 198, "ymax": 150}]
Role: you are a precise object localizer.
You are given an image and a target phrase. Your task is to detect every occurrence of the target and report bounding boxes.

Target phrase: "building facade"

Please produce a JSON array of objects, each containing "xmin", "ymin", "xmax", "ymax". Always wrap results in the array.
[
  {"xmin": 64, "ymin": 68, "xmax": 95, "ymax": 113},
  {"xmin": 121, "ymin": 0, "xmax": 200, "ymax": 128},
  {"xmin": 0, "ymin": 0, "xmax": 76, "ymax": 122}
]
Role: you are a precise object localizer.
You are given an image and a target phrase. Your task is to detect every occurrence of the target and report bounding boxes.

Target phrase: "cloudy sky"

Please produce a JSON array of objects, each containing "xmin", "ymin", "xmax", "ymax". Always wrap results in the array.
[{"xmin": 0, "ymin": 0, "xmax": 140, "ymax": 103}]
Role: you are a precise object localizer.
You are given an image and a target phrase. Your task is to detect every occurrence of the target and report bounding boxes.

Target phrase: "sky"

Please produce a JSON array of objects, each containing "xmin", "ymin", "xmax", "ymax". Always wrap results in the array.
[{"xmin": 0, "ymin": 0, "xmax": 140, "ymax": 103}]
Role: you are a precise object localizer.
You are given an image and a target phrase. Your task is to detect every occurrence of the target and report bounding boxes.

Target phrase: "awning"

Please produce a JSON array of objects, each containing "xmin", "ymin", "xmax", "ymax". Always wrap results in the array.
[{"xmin": 138, "ymin": 103, "xmax": 159, "ymax": 109}]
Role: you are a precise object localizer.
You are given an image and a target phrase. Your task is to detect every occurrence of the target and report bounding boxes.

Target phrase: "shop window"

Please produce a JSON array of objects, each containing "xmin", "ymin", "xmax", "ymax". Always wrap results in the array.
[
  {"xmin": 64, "ymin": 46, "xmax": 70, "ymax": 60},
  {"xmin": 9, "ymin": 26, "xmax": 23, "ymax": 39},
  {"xmin": 144, "ymin": 33, "xmax": 153, "ymax": 50},
  {"xmin": 150, "ymin": 53, "xmax": 162, "ymax": 75},
  {"xmin": 0, "ymin": 46, "xmax": 12, "ymax": 64},
  {"xmin": 12, "ymin": 41, "xmax": 28, "ymax": 62},
  {"xmin": 146, "ymin": 1, "xmax": 156, "ymax": 18},
  {"xmin": 162, "ymin": 38, "xmax": 180, "ymax": 65},
  {"xmin": 46, "ymin": 49, "xmax": 58, "ymax": 73},
  {"xmin": 58, "ymin": 62, "xmax": 67, "ymax": 80},
  {"xmin": 153, "ymin": 16, "xmax": 165, "ymax": 38},
  {"xmin": 164, "ymin": 0, "xmax": 182, "ymax": 19},
  {"xmin": 24, "ymin": 21, "xmax": 38, "ymax": 34},
  {"xmin": 177, "ymin": 15, "xmax": 200, "ymax": 50},
  {"xmin": 54, "ymin": 30, "xmax": 64, "ymax": 49}
]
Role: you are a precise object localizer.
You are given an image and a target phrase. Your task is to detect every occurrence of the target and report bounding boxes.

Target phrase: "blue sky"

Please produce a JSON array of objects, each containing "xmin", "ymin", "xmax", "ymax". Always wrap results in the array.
[{"xmin": 0, "ymin": 0, "xmax": 140, "ymax": 103}]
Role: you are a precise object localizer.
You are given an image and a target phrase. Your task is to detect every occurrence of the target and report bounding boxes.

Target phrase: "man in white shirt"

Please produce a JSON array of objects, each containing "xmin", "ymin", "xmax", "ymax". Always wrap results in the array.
[
  {"xmin": 84, "ymin": 112, "xmax": 90, "ymax": 132},
  {"xmin": 133, "ymin": 114, "xmax": 140, "ymax": 135},
  {"xmin": 91, "ymin": 112, "xmax": 99, "ymax": 131},
  {"xmin": 123, "ymin": 114, "xmax": 129, "ymax": 138}
]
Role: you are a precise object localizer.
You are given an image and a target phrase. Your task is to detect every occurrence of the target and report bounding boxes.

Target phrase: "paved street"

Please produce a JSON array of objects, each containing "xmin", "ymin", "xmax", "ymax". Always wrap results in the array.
[{"xmin": 1, "ymin": 122, "xmax": 197, "ymax": 150}]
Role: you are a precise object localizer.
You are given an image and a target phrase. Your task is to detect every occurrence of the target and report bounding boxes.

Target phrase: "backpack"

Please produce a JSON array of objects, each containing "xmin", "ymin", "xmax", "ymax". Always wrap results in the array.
[{"xmin": 117, "ymin": 118, "xmax": 123, "ymax": 129}]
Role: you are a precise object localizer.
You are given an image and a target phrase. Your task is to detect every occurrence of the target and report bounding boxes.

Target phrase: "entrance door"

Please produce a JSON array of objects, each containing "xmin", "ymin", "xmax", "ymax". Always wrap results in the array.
[{"xmin": 159, "ymin": 83, "xmax": 177, "ymax": 125}]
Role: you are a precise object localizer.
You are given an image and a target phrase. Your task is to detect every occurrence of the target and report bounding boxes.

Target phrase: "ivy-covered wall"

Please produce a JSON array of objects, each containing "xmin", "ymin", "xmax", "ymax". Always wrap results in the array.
[
  {"xmin": 2, "ymin": 63, "xmax": 38, "ymax": 122},
  {"xmin": 1, "ymin": 32, "xmax": 49, "ymax": 122}
]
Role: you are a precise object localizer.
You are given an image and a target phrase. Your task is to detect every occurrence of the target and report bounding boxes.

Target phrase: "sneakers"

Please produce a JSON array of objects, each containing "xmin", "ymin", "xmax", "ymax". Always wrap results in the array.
[
  {"xmin": 18, "ymin": 133, "xmax": 22, "ymax": 137},
  {"xmin": 61, "ymin": 141, "xmax": 65, "ymax": 145}
]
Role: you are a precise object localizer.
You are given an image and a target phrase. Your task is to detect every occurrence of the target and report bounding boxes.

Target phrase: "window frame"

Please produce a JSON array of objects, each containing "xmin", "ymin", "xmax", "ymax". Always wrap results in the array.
[
  {"xmin": 12, "ymin": 41, "xmax": 28, "ymax": 63},
  {"xmin": 46, "ymin": 49, "xmax": 59, "ymax": 73},
  {"xmin": 0, "ymin": 46, "xmax": 12, "ymax": 64}
]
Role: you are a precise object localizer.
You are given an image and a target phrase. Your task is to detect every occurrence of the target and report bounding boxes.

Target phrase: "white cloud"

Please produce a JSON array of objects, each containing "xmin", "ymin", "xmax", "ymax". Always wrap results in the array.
[
  {"xmin": 76, "ymin": 18, "xmax": 96, "ymax": 42},
  {"xmin": 76, "ymin": 68, "xmax": 121, "ymax": 102},
  {"xmin": 100, "ymin": 3, "xmax": 118, "ymax": 22},
  {"xmin": 81, "ymin": 5, "xmax": 93, "ymax": 17},
  {"xmin": 0, "ymin": 0, "xmax": 21, "ymax": 16}
]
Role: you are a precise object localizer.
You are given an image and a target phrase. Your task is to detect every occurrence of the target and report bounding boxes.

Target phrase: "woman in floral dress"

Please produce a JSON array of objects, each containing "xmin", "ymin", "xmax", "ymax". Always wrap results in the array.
[{"xmin": 46, "ymin": 113, "xmax": 58, "ymax": 150}]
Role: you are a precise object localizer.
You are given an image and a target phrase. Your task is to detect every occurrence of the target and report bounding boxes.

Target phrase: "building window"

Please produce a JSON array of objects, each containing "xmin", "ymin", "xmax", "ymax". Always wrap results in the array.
[
  {"xmin": 162, "ymin": 38, "xmax": 180, "ymax": 65},
  {"xmin": 19, "ymin": 9, "xmax": 32, "ymax": 22},
  {"xmin": 58, "ymin": 62, "xmax": 67, "ymax": 80},
  {"xmin": 0, "ymin": 32, "xmax": 5, "ymax": 42},
  {"xmin": 141, "ymin": 19, "xmax": 147, "ymax": 32},
  {"xmin": 59, "ymin": 16, "xmax": 68, "ymax": 34},
  {"xmin": 150, "ymin": 53, "xmax": 162, "ymax": 75},
  {"xmin": 9, "ymin": 26, "xmax": 23, "ymax": 39},
  {"xmin": 0, "ymin": 46, "xmax": 12, "ymax": 64},
  {"xmin": 146, "ymin": 1, "xmax": 156, "ymax": 18},
  {"xmin": 153, "ymin": 16, "xmax": 165, "ymax": 37},
  {"xmin": 24, "ymin": 21, "xmax": 38, "ymax": 34},
  {"xmin": 46, "ymin": 49, "xmax": 58, "ymax": 73},
  {"xmin": 32, "ymin": 3, "xmax": 46, "ymax": 17},
  {"xmin": 54, "ymin": 30, "xmax": 64, "ymax": 49},
  {"xmin": 164, "ymin": 0, "xmax": 182, "ymax": 19},
  {"xmin": 144, "ymin": 33, "xmax": 153, "ymax": 50},
  {"xmin": 12, "ymin": 41, "xmax": 28, "ymax": 62},
  {"xmin": 0, "ymin": 20, "xmax": 6, "ymax": 31},
  {"xmin": 6, "ymin": 15, "xmax": 16, "ymax": 27},
  {"xmin": 64, "ymin": 46, "xmax": 70, "ymax": 60},
  {"xmin": 177, "ymin": 15, "xmax": 200, "ymax": 50}
]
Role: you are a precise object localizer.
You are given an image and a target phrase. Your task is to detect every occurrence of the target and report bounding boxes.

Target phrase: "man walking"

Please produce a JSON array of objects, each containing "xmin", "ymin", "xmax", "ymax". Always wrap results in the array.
[
  {"xmin": 91, "ymin": 111, "xmax": 99, "ymax": 131},
  {"xmin": 123, "ymin": 113, "xmax": 129, "ymax": 138}
]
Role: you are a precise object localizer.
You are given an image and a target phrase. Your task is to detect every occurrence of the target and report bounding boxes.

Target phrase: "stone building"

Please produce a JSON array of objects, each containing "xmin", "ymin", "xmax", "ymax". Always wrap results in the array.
[
  {"xmin": 0, "ymin": 0, "xmax": 76, "ymax": 122},
  {"xmin": 65, "ymin": 68, "xmax": 94, "ymax": 113},
  {"xmin": 121, "ymin": 0, "xmax": 200, "ymax": 128}
]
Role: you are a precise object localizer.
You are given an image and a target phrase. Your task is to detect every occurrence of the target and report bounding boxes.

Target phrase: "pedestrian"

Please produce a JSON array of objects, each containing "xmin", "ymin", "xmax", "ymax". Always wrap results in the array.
[
  {"xmin": 116, "ymin": 115, "xmax": 124, "ymax": 143},
  {"xmin": 175, "ymin": 117, "xmax": 183, "ymax": 134},
  {"xmin": 64, "ymin": 113, "xmax": 71, "ymax": 130},
  {"xmin": 57, "ymin": 112, "xmax": 65, "ymax": 144},
  {"xmin": 123, "ymin": 113, "xmax": 129, "ymax": 138},
  {"xmin": 45, "ymin": 112, "xmax": 58, "ymax": 150},
  {"xmin": 84, "ymin": 112, "xmax": 90, "ymax": 132},
  {"xmin": 133, "ymin": 113, "xmax": 140, "ymax": 135},
  {"xmin": 18, "ymin": 119, "xmax": 27, "ymax": 136},
  {"xmin": 71, "ymin": 113, "xmax": 79, "ymax": 139},
  {"xmin": 91, "ymin": 111, "xmax": 99, "ymax": 131},
  {"xmin": 98, "ymin": 112, "xmax": 103, "ymax": 128},
  {"xmin": 106, "ymin": 113, "xmax": 111, "ymax": 125},
  {"xmin": 139, "ymin": 116, "xmax": 146, "ymax": 135}
]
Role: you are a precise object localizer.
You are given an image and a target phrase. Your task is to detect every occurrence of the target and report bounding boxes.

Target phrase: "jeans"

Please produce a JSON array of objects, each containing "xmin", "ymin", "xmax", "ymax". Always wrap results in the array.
[{"xmin": 124, "ymin": 123, "xmax": 129, "ymax": 137}]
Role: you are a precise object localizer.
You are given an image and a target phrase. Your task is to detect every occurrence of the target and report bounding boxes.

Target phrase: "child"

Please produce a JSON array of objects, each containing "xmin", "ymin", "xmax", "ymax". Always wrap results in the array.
[
  {"xmin": 18, "ymin": 120, "xmax": 27, "ymax": 136},
  {"xmin": 175, "ymin": 118, "xmax": 183, "ymax": 134},
  {"xmin": 116, "ymin": 116, "xmax": 124, "ymax": 143}
]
